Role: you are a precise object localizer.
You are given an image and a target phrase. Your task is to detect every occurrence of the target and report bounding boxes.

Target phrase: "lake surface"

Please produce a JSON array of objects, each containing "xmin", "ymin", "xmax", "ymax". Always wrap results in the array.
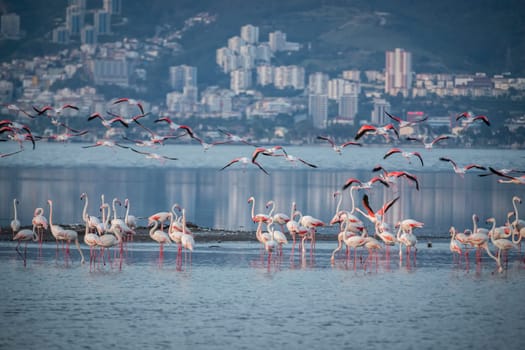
[
  {"xmin": 1, "ymin": 143, "xmax": 524, "ymax": 236},
  {"xmin": 1, "ymin": 143, "xmax": 525, "ymax": 349},
  {"xmin": 1, "ymin": 240, "xmax": 525, "ymax": 350}
]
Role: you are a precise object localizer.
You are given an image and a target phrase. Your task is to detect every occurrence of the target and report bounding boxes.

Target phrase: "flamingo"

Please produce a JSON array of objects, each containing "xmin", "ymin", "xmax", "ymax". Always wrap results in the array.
[
  {"xmin": 130, "ymin": 147, "xmax": 178, "ymax": 164},
  {"xmin": 98, "ymin": 223, "xmax": 123, "ymax": 265},
  {"xmin": 108, "ymin": 198, "xmax": 134, "ymax": 242},
  {"xmin": 372, "ymin": 166, "xmax": 420, "ymax": 190},
  {"xmin": 384, "ymin": 111, "xmax": 428, "ymax": 129},
  {"xmin": 363, "ymin": 232, "xmax": 383, "ymax": 270},
  {"xmin": 405, "ymin": 135, "xmax": 450, "ymax": 150},
  {"xmin": 374, "ymin": 221, "xmax": 397, "ymax": 247},
  {"xmin": 248, "ymin": 196, "xmax": 271, "ymax": 224},
  {"xmin": 148, "ymin": 207, "xmax": 173, "ymax": 231},
  {"xmin": 80, "ymin": 192, "xmax": 103, "ymax": 235},
  {"xmin": 217, "ymin": 128, "xmax": 258, "ymax": 147},
  {"xmin": 439, "ymin": 157, "xmax": 486, "ymax": 177},
  {"xmin": 383, "ymin": 147, "xmax": 424, "ymax": 166},
  {"xmin": 396, "ymin": 223, "xmax": 418, "ymax": 262},
  {"xmin": 180, "ymin": 208, "xmax": 195, "ymax": 266},
  {"xmin": 87, "ymin": 112, "xmax": 114, "ymax": 129},
  {"xmin": 219, "ymin": 156, "xmax": 269, "ymax": 175},
  {"xmin": 2, "ymin": 103, "xmax": 35, "ymax": 118},
  {"xmin": 265, "ymin": 200, "xmax": 290, "ymax": 233},
  {"xmin": 124, "ymin": 198, "xmax": 138, "ymax": 241},
  {"xmin": 0, "ymin": 149, "xmax": 23, "ymax": 158},
  {"xmin": 10, "ymin": 198, "xmax": 21, "ymax": 235},
  {"xmin": 330, "ymin": 218, "xmax": 364, "ymax": 264},
  {"xmin": 148, "ymin": 219, "xmax": 171, "ymax": 263},
  {"xmin": 47, "ymin": 199, "xmax": 85, "ymax": 264},
  {"xmin": 354, "ymin": 123, "xmax": 399, "ymax": 142},
  {"xmin": 316, "ymin": 135, "xmax": 361, "ymax": 155},
  {"xmin": 82, "ymin": 139, "xmax": 129, "ymax": 150},
  {"xmin": 329, "ymin": 189, "xmax": 362, "ymax": 230},
  {"xmin": 486, "ymin": 217, "xmax": 517, "ymax": 271},
  {"xmin": 33, "ymin": 103, "xmax": 79, "ymax": 116},
  {"xmin": 510, "ymin": 196, "xmax": 525, "ymax": 251},
  {"xmin": 106, "ymin": 110, "xmax": 149, "ymax": 128},
  {"xmin": 277, "ymin": 152, "xmax": 318, "ymax": 168},
  {"xmin": 112, "ymin": 97, "xmax": 145, "ymax": 114},
  {"xmin": 355, "ymin": 194, "xmax": 399, "ymax": 225},
  {"xmin": 395, "ymin": 219, "xmax": 424, "ymax": 235},
  {"xmin": 286, "ymin": 203, "xmax": 308, "ymax": 257},
  {"xmin": 489, "ymin": 167, "xmax": 525, "ymax": 185},
  {"xmin": 456, "ymin": 112, "xmax": 490, "ymax": 126},
  {"xmin": 0, "ymin": 126, "xmax": 36, "ymax": 149},
  {"xmin": 449, "ymin": 226, "xmax": 467, "ymax": 265},
  {"xmin": 83, "ymin": 224, "xmax": 101, "ymax": 269},
  {"xmin": 298, "ymin": 212, "xmax": 324, "ymax": 252},
  {"xmin": 13, "ymin": 228, "xmax": 37, "ymax": 267},
  {"xmin": 32, "ymin": 207, "xmax": 48, "ymax": 245}
]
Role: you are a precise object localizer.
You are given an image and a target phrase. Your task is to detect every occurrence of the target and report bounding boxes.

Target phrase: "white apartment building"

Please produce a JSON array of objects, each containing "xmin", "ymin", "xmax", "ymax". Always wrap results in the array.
[
  {"xmin": 240, "ymin": 24, "xmax": 259, "ymax": 44},
  {"xmin": 1, "ymin": 13, "xmax": 20, "ymax": 38},
  {"xmin": 230, "ymin": 69, "xmax": 252, "ymax": 95}
]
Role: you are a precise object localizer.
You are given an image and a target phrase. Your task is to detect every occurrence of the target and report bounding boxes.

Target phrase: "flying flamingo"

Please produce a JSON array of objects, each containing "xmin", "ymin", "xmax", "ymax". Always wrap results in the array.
[
  {"xmin": 217, "ymin": 128, "xmax": 258, "ymax": 147},
  {"xmin": 106, "ymin": 110, "xmax": 149, "ymax": 128},
  {"xmin": 82, "ymin": 139, "xmax": 129, "ymax": 150},
  {"xmin": 372, "ymin": 166, "xmax": 420, "ymax": 190},
  {"xmin": 355, "ymin": 194, "xmax": 399, "ymax": 225},
  {"xmin": 488, "ymin": 167, "xmax": 525, "ymax": 184},
  {"xmin": 1, "ymin": 126, "xmax": 36, "ymax": 149},
  {"xmin": 219, "ymin": 155, "xmax": 269, "ymax": 175},
  {"xmin": 130, "ymin": 147, "xmax": 178, "ymax": 164},
  {"xmin": 10, "ymin": 198, "xmax": 21, "ymax": 235},
  {"xmin": 316, "ymin": 135, "xmax": 362, "ymax": 155},
  {"xmin": 383, "ymin": 147, "xmax": 424, "ymax": 166},
  {"xmin": 13, "ymin": 228, "xmax": 37, "ymax": 267},
  {"xmin": 148, "ymin": 219, "xmax": 171, "ymax": 264},
  {"xmin": 439, "ymin": 157, "xmax": 486, "ymax": 177},
  {"xmin": 0, "ymin": 149, "xmax": 23, "ymax": 158},
  {"xmin": 384, "ymin": 111, "xmax": 428, "ymax": 129},
  {"xmin": 47, "ymin": 199, "xmax": 85, "ymax": 264},
  {"xmin": 33, "ymin": 103, "xmax": 79, "ymax": 116},
  {"xmin": 405, "ymin": 135, "xmax": 450, "ymax": 150},
  {"xmin": 456, "ymin": 112, "xmax": 490, "ymax": 126},
  {"xmin": 112, "ymin": 97, "xmax": 145, "ymax": 114},
  {"xmin": 2, "ymin": 103, "xmax": 35, "ymax": 118},
  {"xmin": 354, "ymin": 123, "xmax": 399, "ymax": 142}
]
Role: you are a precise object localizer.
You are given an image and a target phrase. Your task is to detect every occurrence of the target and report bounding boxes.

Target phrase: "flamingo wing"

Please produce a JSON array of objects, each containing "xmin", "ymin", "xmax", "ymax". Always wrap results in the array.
[
  {"xmin": 342, "ymin": 177, "xmax": 362, "ymax": 190},
  {"xmin": 354, "ymin": 125, "xmax": 376, "ymax": 140},
  {"xmin": 383, "ymin": 147, "xmax": 402, "ymax": 159},
  {"xmin": 431, "ymin": 135, "xmax": 449, "ymax": 145},
  {"xmin": 316, "ymin": 135, "xmax": 336, "ymax": 147},
  {"xmin": 341, "ymin": 141, "xmax": 362, "ymax": 148},
  {"xmin": 362, "ymin": 195, "xmax": 375, "ymax": 217},
  {"xmin": 413, "ymin": 152, "xmax": 424, "ymax": 166},
  {"xmin": 384, "ymin": 111, "xmax": 401, "ymax": 123},
  {"xmin": 377, "ymin": 196, "xmax": 400, "ymax": 217}
]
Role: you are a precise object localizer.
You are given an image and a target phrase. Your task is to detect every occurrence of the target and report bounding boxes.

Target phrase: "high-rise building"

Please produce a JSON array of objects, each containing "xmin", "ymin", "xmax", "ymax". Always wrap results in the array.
[
  {"xmin": 309, "ymin": 72, "xmax": 329, "ymax": 95},
  {"xmin": 1, "ymin": 13, "xmax": 20, "ymax": 38},
  {"xmin": 230, "ymin": 69, "xmax": 252, "ymax": 95},
  {"xmin": 385, "ymin": 48, "xmax": 412, "ymax": 97},
  {"xmin": 92, "ymin": 58, "xmax": 130, "ymax": 86},
  {"xmin": 269, "ymin": 31, "xmax": 287, "ymax": 52},
  {"xmin": 52, "ymin": 26, "xmax": 70, "ymax": 44},
  {"xmin": 103, "ymin": 0, "xmax": 122, "ymax": 15},
  {"xmin": 81, "ymin": 25, "xmax": 97, "ymax": 45},
  {"xmin": 68, "ymin": 0, "xmax": 86, "ymax": 10},
  {"xmin": 66, "ymin": 5, "xmax": 84, "ymax": 35},
  {"xmin": 169, "ymin": 65, "xmax": 197, "ymax": 91},
  {"xmin": 256, "ymin": 65, "xmax": 273, "ymax": 86},
  {"xmin": 371, "ymin": 98, "xmax": 391, "ymax": 125},
  {"xmin": 227, "ymin": 36, "xmax": 244, "ymax": 53},
  {"xmin": 308, "ymin": 94, "xmax": 328, "ymax": 129},
  {"xmin": 240, "ymin": 24, "xmax": 259, "ymax": 44},
  {"xmin": 338, "ymin": 93, "xmax": 358, "ymax": 124},
  {"xmin": 288, "ymin": 66, "xmax": 305, "ymax": 90},
  {"xmin": 94, "ymin": 10, "xmax": 111, "ymax": 35}
]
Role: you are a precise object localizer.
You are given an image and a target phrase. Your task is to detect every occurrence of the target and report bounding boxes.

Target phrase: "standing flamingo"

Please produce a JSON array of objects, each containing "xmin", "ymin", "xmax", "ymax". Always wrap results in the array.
[
  {"xmin": 10, "ymin": 198, "xmax": 20, "ymax": 235},
  {"xmin": 449, "ymin": 226, "xmax": 467, "ymax": 266},
  {"xmin": 180, "ymin": 208, "xmax": 195, "ymax": 267},
  {"xmin": 486, "ymin": 217, "xmax": 517, "ymax": 271},
  {"xmin": 248, "ymin": 196, "xmax": 271, "ymax": 224},
  {"xmin": 32, "ymin": 207, "xmax": 48, "ymax": 246},
  {"xmin": 148, "ymin": 219, "xmax": 171, "ymax": 264},
  {"xmin": 13, "ymin": 228, "xmax": 37, "ymax": 267},
  {"xmin": 47, "ymin": 199, "xmax": 85, "ymax": 264},
  {"xmin": 265, "ymin": 200, "xmax": 290, "ymax": 233}
]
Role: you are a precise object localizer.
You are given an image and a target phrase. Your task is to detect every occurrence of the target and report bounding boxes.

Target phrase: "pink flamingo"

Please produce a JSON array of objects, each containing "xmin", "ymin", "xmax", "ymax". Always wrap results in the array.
[
  {"xmin": 489, "ymin": 167, "xmax": 525, "ymax": 185},
  {"xmin": 112, "ymin": 97, "xmax": 145, "ymax": 114},
  {"xmin": 47, "ymin": 199, "xmax": 85, "ymax": 264},
  {"xmin": 33, "ymin": 103, "xmax": 79, "ymax": 116},
  {"xmin": 220, "ymin": 156, "xmax": 269, "ymax": 175},
  {"xmin": 449, "ymin": 226, "xmax": 468, "ymax": 266},
  {"xmin": 10, "ymin": 198, "xmax": 21, "ymax": 235},
  {"xmin": 355, "ymin": 194, "xmax": 399, "ymax": 225},
  {"xmin": 13, "ymin": 228, "xmax": 37, "ymax": 267},
  {"xmin": 32, "ymin": 207, "xmax": 48, "ymax": 246},
  {"xmin": 384, "ymin": 111, "xmax": 428, "ymax": 129},
  {"xmin": 405, "ymin": 135, "xmax": 449, "ymax": 150},
  {"xmin": 148, "ymin": 219, "xmax": 171, "ymax": 264},
  {"xmin": 316, "ymin": 135, "xmax": 361, "ymax": 155},
  {"xmin": 439, "ymin": 157, "xmax": 486, "ymax": 177},
  {"xmin": 248, "ymin": 196, "xmax": 271, "ymax": 224},
  {"xmin": 354, "ymin": 123, "xmax": 399, "ymax": 142},
  {"xmin": 383, "ymin": 147, "xmax": 424, "ymax": 166}
]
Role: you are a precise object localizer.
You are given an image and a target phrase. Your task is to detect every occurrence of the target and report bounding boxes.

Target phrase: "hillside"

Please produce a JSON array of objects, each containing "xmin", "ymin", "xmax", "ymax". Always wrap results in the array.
[{"xmin": 1, "ymin": 0, "xmax": 524, "ymax": 76}]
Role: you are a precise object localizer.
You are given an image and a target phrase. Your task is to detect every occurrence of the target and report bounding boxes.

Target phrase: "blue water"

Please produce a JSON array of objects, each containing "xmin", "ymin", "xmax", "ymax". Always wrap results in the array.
[
  {"xmin": 0, "ymin": 240, "xmax": 524, "ymax": 350},
  {"xmin": 1, "ymin": 143, "xmax": 524, "ymax": 235}
]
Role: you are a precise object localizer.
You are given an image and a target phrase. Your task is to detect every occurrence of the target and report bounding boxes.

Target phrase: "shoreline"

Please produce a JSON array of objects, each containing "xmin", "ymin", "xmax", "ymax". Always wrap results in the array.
[{"xmin": 2, "ymin": 224, "xmax": 447, "ymax": 243}]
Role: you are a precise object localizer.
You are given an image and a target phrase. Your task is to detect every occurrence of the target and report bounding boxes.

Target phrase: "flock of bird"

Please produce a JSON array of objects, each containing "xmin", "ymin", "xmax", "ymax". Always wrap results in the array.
[
  {"xmin": 9, "ymin": 193, "xmax": 195, "ymax": 270},
  {"xmin": 3, "ymin": 99, "xmax": 525, "ymax": 272}
]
